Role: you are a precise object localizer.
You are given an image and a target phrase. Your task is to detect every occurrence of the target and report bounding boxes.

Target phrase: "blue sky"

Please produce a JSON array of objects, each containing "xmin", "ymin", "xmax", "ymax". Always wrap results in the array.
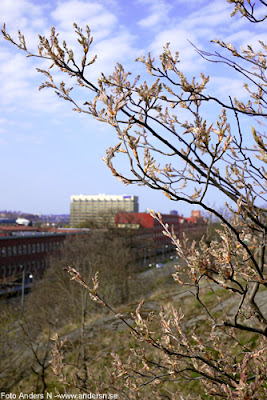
[{"xmin": 0, "ymin": 0, "xmax": 266, "ymax": 215}]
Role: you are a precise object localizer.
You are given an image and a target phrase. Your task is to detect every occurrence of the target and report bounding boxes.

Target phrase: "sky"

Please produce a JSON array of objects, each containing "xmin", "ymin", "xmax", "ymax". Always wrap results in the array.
[{"xmin": 0, "ymin": 0, "xmax": 266, "ymax": 216}]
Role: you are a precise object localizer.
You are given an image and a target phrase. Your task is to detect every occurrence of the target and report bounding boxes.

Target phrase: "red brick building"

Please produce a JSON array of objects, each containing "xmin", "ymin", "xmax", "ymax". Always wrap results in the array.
[
  {"xmin": 115, "ymin": 210, "xmax": 206, "ymax": 251},
  {"xmin": 116, "ymin": 212, "xmax": 180, "ymax": 247},
  {"xmin": 0, "ymin": 226, "xmax": 85, "ymax": 282}
]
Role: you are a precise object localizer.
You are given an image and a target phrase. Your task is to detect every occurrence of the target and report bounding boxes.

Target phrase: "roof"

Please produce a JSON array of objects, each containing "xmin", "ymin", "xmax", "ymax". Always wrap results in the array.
[
  {"xmin": 115, "ymin": 212, "xmax": 154, "ymax": 228},
  {"xmin": 71, "ymin": 194, "xmax": 138, "ymax": 201},
  {"xmin": 0, "ymin": 232, "xmax": 67, "ymax": 240},
  {"xmin": 0, "ymin": 225, "xmax": 86, "ymax": 240}
]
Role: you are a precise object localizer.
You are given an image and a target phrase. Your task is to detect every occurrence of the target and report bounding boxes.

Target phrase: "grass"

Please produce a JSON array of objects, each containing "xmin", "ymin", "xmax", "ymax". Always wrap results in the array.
[{"xmin": 3, "ymin": 259, "xmax": 266, "ymax": 398}]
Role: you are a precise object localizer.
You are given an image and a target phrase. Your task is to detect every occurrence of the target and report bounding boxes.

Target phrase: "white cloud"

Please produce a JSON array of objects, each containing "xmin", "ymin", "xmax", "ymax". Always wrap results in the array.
[
  {"xmin": 0, "ymin": 0, "xmax": 46, "ymax": 31},
  {"xmin": 0, "ymin": 50, "xmax": 41, "ymax": 106},
  {"xmin": 137, "ymin": 2, "xmax": 226, "ymax": 75},
  {"xmin": 0, "ymin": 0, "xmax": 263, "ymax": 126},
  {"xmin": 173, "ymin": 0, "xmax": 206, "ymax": 5},
  {"xmin": 138, "ymin": 0, "xmax": 172, "ymax": 29},
  {"xmin": 51, "ymin": 0, "xmax": 117, "ymax": 38},
  {"xmin": 186, "ymin": 3, "xmax": 231, "ymax": 30},
  {"xmin": 143, "ymin": 0, "xmax": 265, "ymax": 81},
  {"xmin": 0, "ymin": 46, "xmax": 73, "ymax": 116},
  {"xmin": 208, "ymin": 76, "xmax": 248, "ymax": 101},
  {"xmin": 224, "ymin": 30, "xmax": 252, "ymax": 44},
  {"xmin": 1, "ymin": 52, "xmax": 37, "ymax": 79},
  {"xmin": 240, "ymin": 33, "xmax": 267, "ymax": 52},
  {"xmin": 94, "ymin": 31, "xmax": 138, "ymax": 67},
  {"xmin": 148, "ymin": 28, "xmax": 205, "ymax": 73},
  {"xmin": 0, "ymin": 0, "xmax": 141, "ymax": 117},
  {"xmin": 139, "ymin": 13, "xmax": 161, "ymax": 28}
]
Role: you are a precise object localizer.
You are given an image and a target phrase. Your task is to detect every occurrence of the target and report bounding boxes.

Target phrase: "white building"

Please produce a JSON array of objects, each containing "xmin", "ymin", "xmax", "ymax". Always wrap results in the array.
[{"xmin": 70, "ymin": 194, "xmax": 139, "ymax": 227}]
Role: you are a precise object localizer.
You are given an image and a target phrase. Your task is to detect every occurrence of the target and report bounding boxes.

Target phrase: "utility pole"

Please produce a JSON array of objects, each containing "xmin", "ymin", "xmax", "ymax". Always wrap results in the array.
[
  {"xmin": 143, "ymin": 248, "xmax": 147, "ymax": 267},
  {"xmin": 21, "ymin": 265, "xmax": 25, "ymax": 314}
]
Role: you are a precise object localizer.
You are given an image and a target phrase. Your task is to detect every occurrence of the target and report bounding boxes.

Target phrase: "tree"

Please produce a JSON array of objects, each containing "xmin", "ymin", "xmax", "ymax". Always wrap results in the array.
[
  {"xmin": 2, "ymin": 0, "xmax": 267, "ymax": 398},
  {"xmin": 0, "ymin": 231, "xmax": 136, "ymax": 394}
]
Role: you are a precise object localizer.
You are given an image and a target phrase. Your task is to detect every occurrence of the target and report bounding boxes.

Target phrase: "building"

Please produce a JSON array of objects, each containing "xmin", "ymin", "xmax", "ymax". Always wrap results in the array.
[
  {"xmin": 115, "ymin": 212, "xmax": 180, "ymax": 256},
  {"xmin": 70, "ymin": 194, "xmax": 139, "ymax": 227},
  {"xmin": 115, "ymin": 210, "xmax": 207, "ymax": 254},
  {"xmin": 116, "ymin": 211, "xmax": 180, "ymax": 245},
  {"xmin": 0, "ymin": 225, "xmax": 86, "ymax": 291},
  {"xmin": 0, "ymin": 232, "xmax": 66, "ymax": 282}
]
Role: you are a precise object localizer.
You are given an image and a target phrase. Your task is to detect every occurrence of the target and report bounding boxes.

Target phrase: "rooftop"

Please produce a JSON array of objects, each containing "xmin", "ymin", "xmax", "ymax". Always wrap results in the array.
[{"xmin": 71, "ymin": 194, "xmax": 138, "ymax": 201}]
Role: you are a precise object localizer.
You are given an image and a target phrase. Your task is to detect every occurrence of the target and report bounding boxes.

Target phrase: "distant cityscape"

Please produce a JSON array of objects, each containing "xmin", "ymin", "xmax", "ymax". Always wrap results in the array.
[
  {"xmin": 0, "ymin": 211, "xmax": 70, "ymax": 226},
  {"xmin": 0, "ymin": 194, "xmax": 207, "ymax": 290},
  {"xmin": 0, "ymin": 193, "xmax": 201, "ymax": 228}
]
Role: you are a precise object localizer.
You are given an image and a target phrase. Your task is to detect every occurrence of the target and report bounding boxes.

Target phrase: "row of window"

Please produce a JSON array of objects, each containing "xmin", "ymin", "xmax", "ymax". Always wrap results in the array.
[
  {"xmin": 71, "ymin": 208, "xmax": 135, "ymax": 212},
  {"xmin": 0, "ymin": 241, "xmax": 61, "ymax": 258},
  {"xmin": 1, "ymin": 259, "xmax": 47, "ymax": 278},
  {"xmin": 71, "ymin": 206, "xmax": 135, "ymax": 211},
  {"xmin": 72, "ymin": 200, "xmax": 135, "ymax": 203}
]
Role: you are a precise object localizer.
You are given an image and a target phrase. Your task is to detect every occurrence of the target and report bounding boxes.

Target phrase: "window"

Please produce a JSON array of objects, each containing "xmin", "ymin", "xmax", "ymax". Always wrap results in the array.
[
  {"xmin": 28, "ymin": 244, "xmax": 31, "ymax": 254},
  {"xmin": 36, "ymin": 243, "xmax": 40, "ymax": 253},
  {"xmin": 41, "ymin": 243, "xmax": 44, "ymax": 252},
  {"xmin": 32, "ymin": 244, "xmax": 36, "ymax": 254},
  {"xmin": 18, "ymin": 245, "xmax": 22, "ymax": 255},
  {"xmin": 1, "ymin": 247, "xmax": 6, "ymax": 257},
  {"xmin": 13, "ymin": 246, "xmax": 17, "ymax": 256},
  {"xmin": 23, "ymin": 245, "xmax": 27, "ymax": 255}
]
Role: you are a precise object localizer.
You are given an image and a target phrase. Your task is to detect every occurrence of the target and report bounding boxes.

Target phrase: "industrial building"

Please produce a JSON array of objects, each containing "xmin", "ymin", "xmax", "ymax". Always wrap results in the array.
[
  {"xmin": 115, "ymin": 210, "xmax": 207, "ymax": 251},
  {"xmin": 0, "ymin": 225, "xmax": 85, "ymax": 293},
  {"xmin": 70, "ymin": 194, "xmax": 139, "ymax": 226},
  {"xmin": 0, "ymin": 232, "xmax": 66, "ymax": 281}
]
